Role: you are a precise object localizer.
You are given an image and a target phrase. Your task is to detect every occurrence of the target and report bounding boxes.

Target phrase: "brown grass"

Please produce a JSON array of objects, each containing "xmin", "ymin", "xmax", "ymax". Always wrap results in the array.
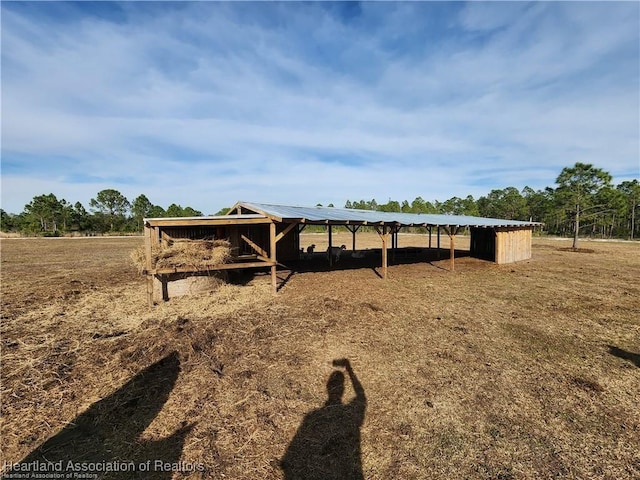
[{"xmin": 1, "ymin": 235, "xmax": 639, "ymax": 479}]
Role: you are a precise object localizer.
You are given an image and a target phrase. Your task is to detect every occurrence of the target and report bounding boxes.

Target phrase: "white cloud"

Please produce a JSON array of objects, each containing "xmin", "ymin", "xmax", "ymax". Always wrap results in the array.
[{"xmin": 1, "ymin": 2, "xmax": 638, "ymax": 214}]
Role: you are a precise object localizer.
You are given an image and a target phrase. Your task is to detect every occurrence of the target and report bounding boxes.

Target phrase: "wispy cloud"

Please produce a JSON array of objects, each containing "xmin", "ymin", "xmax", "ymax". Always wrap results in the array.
[{"xmin": 1, "ymin": 1, "xmax": 638, "ymax": 214}]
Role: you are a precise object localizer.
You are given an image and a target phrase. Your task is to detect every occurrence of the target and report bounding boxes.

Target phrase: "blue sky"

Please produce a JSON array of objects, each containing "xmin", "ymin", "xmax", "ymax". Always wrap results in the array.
[{"xmin": 1, "ymin": 1, "xmax": 639, "ymax": 214}]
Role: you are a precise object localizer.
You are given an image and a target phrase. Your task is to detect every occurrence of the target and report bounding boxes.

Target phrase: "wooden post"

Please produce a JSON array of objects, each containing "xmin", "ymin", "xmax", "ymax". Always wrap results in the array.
[
  {"xmin": 428, "ymin": 226, "xmax": 432, "ymax": 249},
  {"xmin": 391, "ymin": 226, "xmax": 397, "ymax": 263},
  {"xmin": 437, "ymin": 227, "xmax": 441, "ymax": 259},
  {"xmin": 380, "ymin": 225, "xmax": 388, "ymax": 279},
  {"xmin": 444, "ymin": 226, "xmax": 458, "ymax": 272},
  {"xmin": 270, "ymin": 222, "xmax": 277, "ymax": 293},
  {"xmin": 347, "ymin": 225, "xmax": 360, "ymax": 251},
  {"xmin": 450, "ymin": 229, "xmax": 455, "ymax": 272},
  {"xmin": 328, "ymin": 224, "xmax": 333, "ymax": 267},
  {"xmin": 144, "ymin": 224, "xmax": 154, "ymax": 307},
  {"xmin": 161, "ymin": 274, "xmax": 169, "ymax": 301}
]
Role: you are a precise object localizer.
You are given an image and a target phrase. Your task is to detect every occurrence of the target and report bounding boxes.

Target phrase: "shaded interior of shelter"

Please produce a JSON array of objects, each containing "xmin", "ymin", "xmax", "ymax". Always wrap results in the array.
[{"xmin": 281, "ymin": 246, "xmax": 472, "ymax": 274}]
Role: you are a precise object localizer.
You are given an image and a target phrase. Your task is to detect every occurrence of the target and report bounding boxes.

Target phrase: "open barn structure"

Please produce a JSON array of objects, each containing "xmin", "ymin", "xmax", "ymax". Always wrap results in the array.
[{"xmin": 142, "ymin": 202, "xmax": 541, "ymax": 305}]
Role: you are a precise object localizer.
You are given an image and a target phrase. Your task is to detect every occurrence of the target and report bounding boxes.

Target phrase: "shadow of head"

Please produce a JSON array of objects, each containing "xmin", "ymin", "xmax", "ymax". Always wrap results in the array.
[
  {"xmin": 608, "ymin": 345, "xmax": 640, "ymax": 368},
  {"xmin": 326, "ymin": 370, "xmax": 345, "ymax": 405},
  {"xmin": 6, "ymin": 351, "xmax": 191, "ymax": 477}
]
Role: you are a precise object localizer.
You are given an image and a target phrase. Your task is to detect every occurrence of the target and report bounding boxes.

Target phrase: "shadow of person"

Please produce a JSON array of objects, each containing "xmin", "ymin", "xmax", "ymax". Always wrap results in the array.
[
  {"xmin": 609, "ymin": 345, "xmax": 640, "ymax": 368},
  {"xmin": 4, "ymin": 351, "xmax": 193, "ymax": 480},
  {"xmin": 281, "ymin": 358, "xmax": 366, "ymax": 480}
]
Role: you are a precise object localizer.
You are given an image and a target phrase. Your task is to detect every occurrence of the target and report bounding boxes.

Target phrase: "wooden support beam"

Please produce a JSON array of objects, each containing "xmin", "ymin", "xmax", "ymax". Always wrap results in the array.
[
  {"xmin": 275, "ymin": 222, "xmax": 299, "ymax": 243},
  {"xmin": 382, "ymin": 226, "xmax": 388, "ymax": 279},
  {"xmin": 149, "ymin": 261, "xmax": 277, "ymax": 275},
  {"xmin": 160, "ymin": 231, "xmax": 173, "ymax": 248},
  {"xmin": 328, "ymin": 224, "xmax": 333, "ymax": 267},
  {"xmin": 352, "ymin": 225, "xmax": 360, "ymax": 251},
  {"xmin": 374, "ymin": 226, "xmax": 390, "ymax": 279},
  {"xmin": 241, "ymin": 234, "xmax": 268, "ymax": 258},
  {"xmin": 161, "ymin": 274, "xmax": 169, "ymax": 301},
  {"xmin": 391, "ymin": 226, "xmax": 398, "ymax": 262},
  {"xmin": 270, "ymin": 222, "xmax": 277, "ymax": 294},
  {"xmin": 344, "ymin": 225, "xmax": 361, "ymax": 251},
  {"xmin": 437, "ymin": 227, "xmax": 441, "ymax": 259},
  {"xmin": 147, "ymin": 217, "xmax": 271, "ymax": 227},
  {"xmin": 443, "ymin": 226, "xmax": 460, "ymax": 272},
  {"xmin": 144, "ymin": 225, "xmax": 154, "ymax": 307},
  {"xmin": 450, "ymin": 228, "xmax": 455, "ymax": 272},
  {"xmin": 428, "ymin": 226, "xmax": 432, "ymax": 250}
]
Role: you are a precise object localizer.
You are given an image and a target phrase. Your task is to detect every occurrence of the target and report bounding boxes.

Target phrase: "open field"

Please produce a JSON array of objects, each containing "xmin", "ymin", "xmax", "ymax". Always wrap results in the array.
[{"xmin": 1, "ymin": 234, "xmax": 639, "ymax": 479}]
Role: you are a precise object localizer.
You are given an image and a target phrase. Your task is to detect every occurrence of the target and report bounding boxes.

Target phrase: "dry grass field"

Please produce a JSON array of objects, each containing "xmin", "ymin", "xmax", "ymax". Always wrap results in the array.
[{"xmin": 1, "ymin": 234, "xmax": 639, "ymax": 479}]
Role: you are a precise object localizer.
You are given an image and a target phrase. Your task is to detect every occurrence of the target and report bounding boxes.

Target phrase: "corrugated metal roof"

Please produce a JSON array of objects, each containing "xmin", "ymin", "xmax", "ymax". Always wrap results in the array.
[{"xmin": 235, "ymin": 202, "xmax": 541, "ymax": 228}]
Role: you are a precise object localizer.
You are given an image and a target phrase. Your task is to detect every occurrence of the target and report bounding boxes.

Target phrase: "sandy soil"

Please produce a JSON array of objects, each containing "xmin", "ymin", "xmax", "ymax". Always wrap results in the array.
[{"xmin": 1, "ymin": 234, "xmax": 639, "ymax": 479}]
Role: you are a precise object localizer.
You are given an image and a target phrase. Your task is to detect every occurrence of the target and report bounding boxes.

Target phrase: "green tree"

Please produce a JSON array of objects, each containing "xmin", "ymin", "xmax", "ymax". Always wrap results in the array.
[
  {"xmin": 461, "ymin": 195, "xmax": 479, "ymax": 216},
  {"xmin": 89, "ymin": 189, "xmax": 130, "ymax": 231},
  {"xmin": 147, "ymin": 205, "xmax": 166, "ymax": 218},
  {"xmin": 166, "ymin": 203, "xmax": 184, "ymax": 217},
  {"xmin": 131, "ymin": 194, "xmax": 153, "ymax": 230},
  {"xmin": 436, "ymin": 196, "xmax": 477, "ymax": 216},
  {"xmin": 182, "ymin": 206, "xmax": 203, "ymax": 217},
  {"xmin": 410, "ymin": 196, "xmax": 437, "ymax": 213},
  {"xmin": 24, "ymin": 193, "xmax": 64, "ymax": 233},
  {"xmin": 378, "ymin": 199, "xmax": 401, "ymax": 212},
  {"xmin": 617, "ymin": 179, "xmax": 640, "ymax": 239},
  {"xmin": 522, "ymin": 186, "xmax": 552, "ymax": 224},
  {"xmin": 71, "ymin": 202, "xmax": 90, "ymax": 232},
  {"xmin": 478, "ymin": 187, "xmax": 527, "ymax": 220},
  {"xmin": 438, "ymin": 197, "xmax": 462, "ymax": 215},
  {"xmin": 1, "ymin": 209, "xmax": 16, "ymax": 231},
  {"xmin": 593, "ymin": 186, "xmax": 626, "ymax": 238},
  {"xmin": 214, "ymin": 207, "xmax": 230, "ymax": 216},
  {"xmin": 555, "ymin": 163, "xmax": 612, "ymax": 248},
  {"xmin": 59, "ymin": 199, "xmax": 74, "ymax": 231}
]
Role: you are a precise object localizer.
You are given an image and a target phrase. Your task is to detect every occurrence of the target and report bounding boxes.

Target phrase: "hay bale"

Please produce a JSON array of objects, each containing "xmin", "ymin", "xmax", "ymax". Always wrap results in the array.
[
  {"xmin": 130, "ymin": 245, "xmax": 149, "ymax": 273},
  {"xmin": 130, "ymin": 239, "xmax": 233, "ymax": 272},
  {"xmin": 153, "ymin": 272, "xmax": 228, "ymax": 302}
]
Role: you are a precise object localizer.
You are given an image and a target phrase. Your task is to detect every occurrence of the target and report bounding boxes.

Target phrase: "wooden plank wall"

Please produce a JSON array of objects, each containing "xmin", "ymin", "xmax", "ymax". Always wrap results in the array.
[
  {"xmin": 276, "ymin": 223, "xmax": 300, "ymax": 261},
  {"xmin": 160, "ymin": 226, "xmax": 221, "ymax": 239},
  {"xmin": 495, "ymin": 227, "xmax": 532, "ymax": 264}
]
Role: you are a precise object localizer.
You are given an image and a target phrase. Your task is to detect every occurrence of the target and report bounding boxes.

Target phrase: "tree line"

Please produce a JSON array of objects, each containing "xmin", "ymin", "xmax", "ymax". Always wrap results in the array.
[
  {"xmin": 1, "ymin": 163, "xmax": 638, "ymax": 242},
  {"xmin": 0, "ymin": 189, "xmax": 204, "ymax": 235},
  {"xmin": 340, "ymin": 163, "xmax": 639, "ymax": 244}
]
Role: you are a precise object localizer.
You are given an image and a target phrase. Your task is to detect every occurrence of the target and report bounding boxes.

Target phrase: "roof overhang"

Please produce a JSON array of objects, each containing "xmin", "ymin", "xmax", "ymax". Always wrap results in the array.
[{"xmin": 144, "ymin": 214, "xmax": 270, "ymax": 228}]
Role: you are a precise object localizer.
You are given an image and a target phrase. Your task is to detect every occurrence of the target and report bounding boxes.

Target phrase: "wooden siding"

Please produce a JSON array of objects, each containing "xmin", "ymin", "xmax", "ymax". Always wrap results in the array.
[
  {"xmin": 495, "ymin": 227, "xmax": 532, "ymax": 264},
  {"xmin": 276, "ymin": 223, "xmax": 300, "ymax": 261}
]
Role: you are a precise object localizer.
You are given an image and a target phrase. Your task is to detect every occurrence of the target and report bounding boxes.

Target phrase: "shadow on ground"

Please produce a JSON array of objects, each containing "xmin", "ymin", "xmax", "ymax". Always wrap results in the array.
[
  {"xmin": 276, "ymin": 247, "xmax": 470, "ymax": 290},
  {"xmin": 280, "ymin": 358, "xmax": 366, "ymax": 480},
  {"xmin": 609, "ymin": 345, "xmax": 640, "ymax": 368},
  {"xmin": 3, "ymin": 352, "xmax": 192, "ymax": 480}
]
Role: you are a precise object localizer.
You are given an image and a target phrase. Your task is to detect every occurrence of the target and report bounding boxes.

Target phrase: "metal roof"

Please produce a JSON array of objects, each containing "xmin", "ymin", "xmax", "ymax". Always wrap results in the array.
[{"xmin": 233, "ymin": 202, "xmax": 541, "ymax": 228}]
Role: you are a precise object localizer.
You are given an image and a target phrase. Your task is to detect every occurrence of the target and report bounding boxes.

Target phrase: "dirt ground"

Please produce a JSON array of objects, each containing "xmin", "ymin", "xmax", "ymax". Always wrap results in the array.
[{"xmin": 1, "ymin": 234, "xmax": 639, "ymax": 479}]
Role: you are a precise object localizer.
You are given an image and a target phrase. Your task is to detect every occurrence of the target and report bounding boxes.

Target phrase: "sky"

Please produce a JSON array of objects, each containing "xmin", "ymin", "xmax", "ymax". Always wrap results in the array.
[{"xmin": 1, "ymin": 1, "xmax": 639, "ymax": 215}]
